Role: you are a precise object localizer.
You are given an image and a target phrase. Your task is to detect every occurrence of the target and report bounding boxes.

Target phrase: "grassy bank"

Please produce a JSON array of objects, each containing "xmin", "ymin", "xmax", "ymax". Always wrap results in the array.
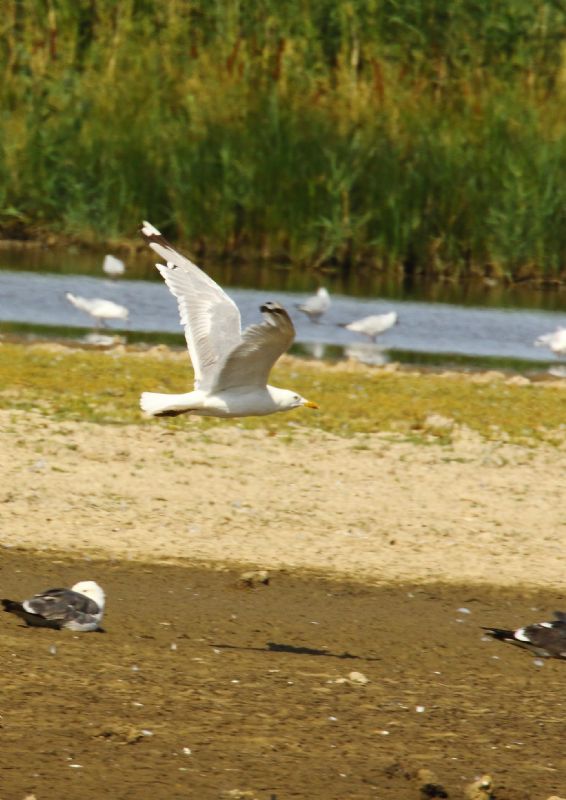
[
  {"xmin": 2, "ymin": 342, "xmax": 564, "ymax": 442},
  {"xmin": 1, "ymin": 1, "xmax": 566, "ymax": 280}
]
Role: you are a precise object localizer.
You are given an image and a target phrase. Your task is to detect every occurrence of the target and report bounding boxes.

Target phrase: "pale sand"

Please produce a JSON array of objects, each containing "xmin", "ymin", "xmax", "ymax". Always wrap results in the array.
[{"xmin": 1, "ymin": 406, "xmax": 565, "ymax": 589}]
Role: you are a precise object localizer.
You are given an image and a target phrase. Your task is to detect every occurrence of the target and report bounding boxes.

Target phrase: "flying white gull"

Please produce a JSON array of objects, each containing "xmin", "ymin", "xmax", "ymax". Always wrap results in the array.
[
  {"xmin": 102, "ymin": 254, "xmax": 126, "ymax": 279},
  {"xmin": 139, "ymin": 221, "xmax": 318, "ymax": 418},
  {"xmin": 296, "ymin": 287, "xmax": 331, "ymax": 323},
  {"xmin": 535, "ymin": 327, "xmax": 566, "ymax": 357},
  {"xmin": 483, "ymin": 611, "xmax": 566, "ymax": 659},
  {"xmin": 341, "ymin": 311, "xmax": 398, "ymax": 342},
  {"xmin": 65, "ymin": 292, "xmax": 129, "ymax": 327},
  {"xmin": 2, "ymin": 581, "xmax": 105, "ymax": 632}
]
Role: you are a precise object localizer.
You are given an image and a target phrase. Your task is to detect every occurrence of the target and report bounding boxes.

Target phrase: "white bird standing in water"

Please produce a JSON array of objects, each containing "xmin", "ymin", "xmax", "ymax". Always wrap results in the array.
[
  {"xmin": 535, "ymin": 327, "xmax": 566, "ymax": 377},
  {"xmin": 139, "ymin": 221, "xmax": 319, "ymax": 418},
  {"xmin": 296, "ymin": 287, "xmax": 331, "ymax": 323},
  {"xmin": 65, "ymin": 292, "xmax": 129, "ymax": 327},
  {"xmin": 341, "ymin": 310, "xmax": 398, "ymax": 342},
  {"xmin": 2, "ymin": 581, "xmax": 105, "ymax": 632},
  {"xmin": 102, "ymin": 254, "xmax": 126, "ymax": 279},
  {"xmin": 535, "ymin": 327, "xmax": 566, "ymax": 357}
]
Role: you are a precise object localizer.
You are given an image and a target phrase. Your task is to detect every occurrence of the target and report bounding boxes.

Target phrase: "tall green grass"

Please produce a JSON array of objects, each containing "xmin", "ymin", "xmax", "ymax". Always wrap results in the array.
[{"xmin": 1, "ymin": 0, "xmax": 565, "ymax": 280}]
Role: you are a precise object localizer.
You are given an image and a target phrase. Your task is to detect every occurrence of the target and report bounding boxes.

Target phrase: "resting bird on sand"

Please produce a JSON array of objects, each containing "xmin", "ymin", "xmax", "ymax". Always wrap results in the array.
[
  {"xmin": 2, "ymin": 581, "xmax": 105, "ymax": 632},
  {"xmin": 535, "ymin": 327, "xmax": 566, "ymax": 357},
  {"xmin": 65, "ymin": 292, "xmax": 129, "ymax": 327},
  {"xmin": 296, "ymin": 287, "xmax": 331, "ymax": 323},
  {"xmin": 483, "ymin": 611, "xmax": 566, "ymax": 660},
  {"xmin": 102, "ymin": 254, "xmax": 126, "ymax": 279},
  {"xmin": 139, "ymin": 221, "xmax": 318, "ymax": 418},
  {"xmin": 341, "ymin": 311, "xmax": 398, "ymax": 342}
]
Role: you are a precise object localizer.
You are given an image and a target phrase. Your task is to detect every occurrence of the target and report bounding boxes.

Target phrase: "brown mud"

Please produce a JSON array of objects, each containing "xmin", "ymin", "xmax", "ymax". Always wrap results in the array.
[{"xmin": 1, "ymin": 550, "xmax": 565, "ymax": 800}]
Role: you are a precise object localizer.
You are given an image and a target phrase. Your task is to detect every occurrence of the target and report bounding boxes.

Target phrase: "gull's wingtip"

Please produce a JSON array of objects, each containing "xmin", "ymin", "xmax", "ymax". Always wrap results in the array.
[{"xmin": 140, "ymin": 220, "xmax": 162, "ymax": 237}]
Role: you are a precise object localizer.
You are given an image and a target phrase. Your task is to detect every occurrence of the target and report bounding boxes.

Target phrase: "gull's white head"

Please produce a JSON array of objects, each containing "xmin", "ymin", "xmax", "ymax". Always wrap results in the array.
[
  {"xmin": 269, "ymin": 387, "xmax": 319, "ymax": 412},
  {"xmin": 71, "ymin": 581, "xmax": 106, "ymax": 609},
  {"xmin": 317, "ymin": 288, "xmax": 329, "ymax": 299}
]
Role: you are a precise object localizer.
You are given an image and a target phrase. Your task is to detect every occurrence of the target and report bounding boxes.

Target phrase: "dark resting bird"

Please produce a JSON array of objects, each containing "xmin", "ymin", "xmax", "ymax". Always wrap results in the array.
[
  {"xmin": 2, "ymin": 581, "xmax": 105, "ymax": 632},
  {"xmin": 483, "ymin": 611, "xmax": 566, "ymax": 659}
]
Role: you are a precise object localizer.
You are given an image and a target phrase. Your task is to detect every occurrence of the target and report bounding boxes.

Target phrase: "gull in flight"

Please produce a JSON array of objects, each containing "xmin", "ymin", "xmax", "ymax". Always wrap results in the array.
[
  {"xmin": 2, "ymin": 581, "xmax": 105, "ymax": 632},
  {"xmin": 296, "ymin": 287, "xmax": 331, "ymax": 323},
  {"xmin": 341, "ymin": 311, "xmax": 398, "ymax": 343},
  {"xmin": 102, "ymin": 254, "xmax": 126, "ymax": 279},
  {"xmin": 65, "ymin": 292, "xmax": 129, "ymax": 328},
  {"xmin": 483, "ymin": 611, "xmax": 566, "ymax": 660},
  {"xmin": 139, "ymin": 222, "xmax": 318, "ymax": 418}
]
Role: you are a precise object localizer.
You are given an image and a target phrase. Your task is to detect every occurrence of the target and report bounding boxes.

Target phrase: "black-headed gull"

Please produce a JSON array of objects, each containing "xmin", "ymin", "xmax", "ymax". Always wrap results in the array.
[
  {"xmin": 2, "ymin": 581, "xmax": 105, "ymax": 632},
  {"xmin": 483, "ymin": 611, "xmax": 566, "ymax": 659},
  {"xmin": 102, "ymin": 254, "xmax": 126, "ymax": 279},
  {"xmin": 535, "ymin": 327, "xmax": 566, "ymax": 357},
  {"xmin": 296, "ymin": 287, "xmax": 331, "ymax": 323},
  {"xmin": 65, "ymin": 292, "xmax": 129, "ymax": 327},
  {"xmin": 139, "ymin": 222, "xmax": 318, "ymax": 418},
  {"xmin": 341, "ymin": 311, "xmax": 398, "ymax": 342}
]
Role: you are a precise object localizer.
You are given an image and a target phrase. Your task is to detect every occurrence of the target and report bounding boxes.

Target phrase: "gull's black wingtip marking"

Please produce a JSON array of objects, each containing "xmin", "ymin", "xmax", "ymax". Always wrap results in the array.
[
  {"xmin": 2, "ymin": 599, "xmax": 21, "ymax": 613},
  {"xmin": 260, "ymin": 301, "xmax": 286, "ymax": 314},
  {"xmin": 139, "ymin": 222, "xmax": 172, "ymax": 250},
  {"xmin": 481, "ymin": 626, "xmax": 515, "ymax": 641}
]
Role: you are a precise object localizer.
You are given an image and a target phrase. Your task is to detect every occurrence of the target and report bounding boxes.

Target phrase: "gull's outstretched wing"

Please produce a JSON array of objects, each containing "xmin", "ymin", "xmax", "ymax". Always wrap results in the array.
[
  {"xmin": 212, "ymin": 301, "xmax": 295, "ymax": 392},
  {"xmin": 140, "ymin": 222, "xmax": 242, "ymax": 389},
  {"xmin": 24, "ymin": 588, "xmax": 100, "ymax": 622}
]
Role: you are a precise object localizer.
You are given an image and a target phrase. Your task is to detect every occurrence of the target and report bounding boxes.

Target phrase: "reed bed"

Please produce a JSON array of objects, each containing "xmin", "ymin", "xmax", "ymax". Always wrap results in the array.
[{"xmin": 1, "ymin": 1, "xmax": 565, "ymax": 280}]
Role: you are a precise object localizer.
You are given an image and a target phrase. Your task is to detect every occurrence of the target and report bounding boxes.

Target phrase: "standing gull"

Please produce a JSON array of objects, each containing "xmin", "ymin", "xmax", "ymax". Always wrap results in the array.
[
  {"xmin": 341, "ymin": 311, "xmax": 398, "ymax": 343},
  {"xmin": 65, "ymin": 292, "xmax": 129, "ymax": 328},
  {"xmin": 535, "ymin": 327, "xmax": 566, "ymax": 377},
  {"xmin": 535, "ymin": 327, "xmax": 566, "ymax": 357},
  {"xmin": 2, "ymin": 581, "xmax": 105, "ymax": 632},
  {"xmin": 139, "ymin": 221, "xmax": 318, "ymax": 418},
  {"xmin": 102, "ymin": 254, "xmax": 126, "ymax": 279},
  {"xmin": 296, "ymin": 287, "xmax": 331, "ymax": 323},
  {"xmin": 483, "ymin": 611, "xmax": 566, "ymax": 660}
]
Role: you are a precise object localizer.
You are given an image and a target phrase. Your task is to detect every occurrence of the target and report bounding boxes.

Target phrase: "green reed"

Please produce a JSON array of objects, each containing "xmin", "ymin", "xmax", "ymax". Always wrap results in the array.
[{"xmin": 1, "ymin": 0, "xmax": 565, "ymax": 279}]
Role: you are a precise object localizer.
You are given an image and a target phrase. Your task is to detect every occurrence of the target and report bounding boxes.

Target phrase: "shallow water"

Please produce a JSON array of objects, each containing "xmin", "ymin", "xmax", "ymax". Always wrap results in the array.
[
  {"xmin": 0, "ymin": 269, "xmax": 564, "ymax": 370},
  {"xmin": 1, "ymin": 244, "xmax": 564, "ymax": 310}
]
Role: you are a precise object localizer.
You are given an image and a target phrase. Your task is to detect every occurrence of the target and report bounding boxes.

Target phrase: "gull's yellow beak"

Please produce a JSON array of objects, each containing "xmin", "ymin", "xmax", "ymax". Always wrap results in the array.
[{"xmin": 302, "ymin": 400, "xmax": 319, "ymax": 409}]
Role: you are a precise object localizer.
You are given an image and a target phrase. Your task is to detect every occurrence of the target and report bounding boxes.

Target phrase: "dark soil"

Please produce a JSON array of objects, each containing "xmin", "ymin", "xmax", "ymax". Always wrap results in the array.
[{"xmin": 1, "ymin": 551, "xmax": 565, "ymax": 799}]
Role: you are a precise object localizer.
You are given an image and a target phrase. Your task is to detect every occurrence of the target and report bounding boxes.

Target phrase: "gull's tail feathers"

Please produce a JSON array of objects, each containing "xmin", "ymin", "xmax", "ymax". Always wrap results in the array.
[{"xmin": 140, "ymin": 392, "xmax": 191, "ymax": 417}]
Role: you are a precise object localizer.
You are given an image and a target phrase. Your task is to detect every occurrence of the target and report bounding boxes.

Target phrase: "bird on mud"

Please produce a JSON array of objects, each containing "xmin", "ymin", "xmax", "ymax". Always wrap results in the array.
[
  {"xmin": 341, "ymin": 310, "xmax": 398, "ymax": 343},
  {"xmin": 65, "ymin": 292, "xmax": 129, "ymax": 328},
  {"xmin": 102, "ymin": 254, "xmax": 126, "ymax": 279},
  {"xmin": 2, "ymin": 581, "xmax": 105, "ymax": 632},
  {"xmin": 483, "ymin": 611, "xmax": 566, "ymax": 660},
  {"xmin": 296, "ymin": 287, "xmax": 331, "ymax": 323},
  {"xmin": 139, "ymin": 221, "xmax": 319, "ymax": 419}
]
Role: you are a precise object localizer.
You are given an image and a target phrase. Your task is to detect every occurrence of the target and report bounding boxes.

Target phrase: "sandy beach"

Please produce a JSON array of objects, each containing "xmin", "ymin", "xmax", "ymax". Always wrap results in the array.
[{"xmin": 2, "ymin": 405, "xmax": 564, "ymax": 588}]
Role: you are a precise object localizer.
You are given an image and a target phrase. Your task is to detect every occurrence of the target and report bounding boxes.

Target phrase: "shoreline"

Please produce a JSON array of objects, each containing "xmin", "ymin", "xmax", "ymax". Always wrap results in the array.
[{"xmin": 1, "ymin": 234, "xmax": 564, "ymax": 289}]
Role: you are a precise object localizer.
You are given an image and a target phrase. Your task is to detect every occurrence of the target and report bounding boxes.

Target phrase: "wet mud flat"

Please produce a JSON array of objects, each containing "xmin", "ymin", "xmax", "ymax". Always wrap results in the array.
[{"xmin": 1, "ymin": 551, "xmax": 565, "ymax": 800}]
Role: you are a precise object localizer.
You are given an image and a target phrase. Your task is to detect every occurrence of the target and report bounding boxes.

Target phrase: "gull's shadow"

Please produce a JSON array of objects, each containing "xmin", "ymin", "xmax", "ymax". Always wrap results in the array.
[{"xmin": 212, "ymin": 641, "xmax": 379, "ymax": 661}]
